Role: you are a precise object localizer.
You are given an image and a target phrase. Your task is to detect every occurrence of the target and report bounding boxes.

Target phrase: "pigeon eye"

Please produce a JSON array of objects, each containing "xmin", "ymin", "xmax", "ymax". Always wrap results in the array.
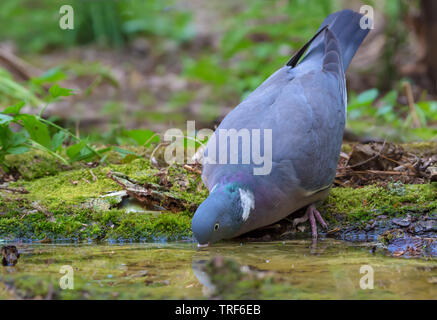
[{"xmin": 214, "ymin": 223, "xmax": 220, "ymax": 231}]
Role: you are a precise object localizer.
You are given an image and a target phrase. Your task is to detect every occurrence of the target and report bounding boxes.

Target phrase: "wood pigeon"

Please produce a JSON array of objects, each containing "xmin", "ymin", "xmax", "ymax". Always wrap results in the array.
[{"xmin": 192, "ymin": 9, "xmax": 371, "ymax": 245}]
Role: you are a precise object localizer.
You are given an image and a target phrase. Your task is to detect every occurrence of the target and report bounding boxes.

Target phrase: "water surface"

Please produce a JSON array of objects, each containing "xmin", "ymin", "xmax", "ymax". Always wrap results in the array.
[{"xmin": 0, "ymin": 239, "xmax": 435, "ymax": 299}]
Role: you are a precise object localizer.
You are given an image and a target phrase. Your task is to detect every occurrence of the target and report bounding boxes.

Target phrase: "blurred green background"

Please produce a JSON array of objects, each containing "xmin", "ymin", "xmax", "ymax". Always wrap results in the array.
[{"xmin": 0, "ymin": 0, "xmax": 436, "ymax": 151}]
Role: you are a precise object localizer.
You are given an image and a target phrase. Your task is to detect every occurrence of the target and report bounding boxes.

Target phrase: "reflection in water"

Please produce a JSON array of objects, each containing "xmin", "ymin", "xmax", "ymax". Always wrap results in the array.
[
  {"xmin": 190, "ymin": 239, "xmax": 437, "ymax": 299},
  {"xmin": 191, "ymin": 259, "xmax": 216, "ymax": 296},
  {"xmin": 0, "ymin": 239, "xmax": 435, "ymax": 299}
]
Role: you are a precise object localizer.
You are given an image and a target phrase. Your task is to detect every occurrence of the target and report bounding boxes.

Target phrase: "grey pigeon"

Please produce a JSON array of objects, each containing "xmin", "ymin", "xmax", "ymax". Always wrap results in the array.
[{"xmin": 192, "ymin": 10, "xmax": 370, "ymax": 245}]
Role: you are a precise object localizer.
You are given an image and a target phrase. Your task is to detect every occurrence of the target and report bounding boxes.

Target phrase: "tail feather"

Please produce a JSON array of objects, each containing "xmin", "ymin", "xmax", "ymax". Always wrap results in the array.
[
  {"xmin": 286, "ymin": 25, "xmax": 328, "ymax": 68},
  {"xmin": 292, "ymin": 9, "xmax": 370, "ymax": 72}
]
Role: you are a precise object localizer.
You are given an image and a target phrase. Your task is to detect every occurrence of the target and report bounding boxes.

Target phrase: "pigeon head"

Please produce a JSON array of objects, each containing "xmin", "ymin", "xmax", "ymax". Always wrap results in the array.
[{"xmin": 192, "ymin": 183, "xmax": 255, "ymax": 245}]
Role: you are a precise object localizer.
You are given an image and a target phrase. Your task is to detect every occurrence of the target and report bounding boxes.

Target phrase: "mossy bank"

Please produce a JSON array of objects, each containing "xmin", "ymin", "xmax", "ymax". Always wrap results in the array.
[{"xmin": 0, "ymin": 145, "xmax": 436, "ymax": 242}]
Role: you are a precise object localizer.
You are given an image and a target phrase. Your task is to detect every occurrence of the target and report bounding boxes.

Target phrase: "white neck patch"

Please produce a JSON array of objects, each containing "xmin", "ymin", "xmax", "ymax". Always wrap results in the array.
[
  {"xmin": 210, "ymin": 184, "xmax": 218, "ymax": 193},
  {"xmin": 239, "ymin": 189, "xmax": 255, "ymax": 221}
]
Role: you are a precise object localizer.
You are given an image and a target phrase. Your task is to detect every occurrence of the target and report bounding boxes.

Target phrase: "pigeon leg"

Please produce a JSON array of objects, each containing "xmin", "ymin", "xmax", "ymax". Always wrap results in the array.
[
  {"xmin": 312, "ymin": 206, "xmax": 328, "ymax": 229},
  {"xmin": 308, "ymin": 207, "xmax": 318, "ymax": 239},
  {"xmin": 292, "ymin": 211, "xmax": 309, "ymax": 227},
  {"xmin": 306, "ymin": 204, "xmax": 328, "ymax": 239}
]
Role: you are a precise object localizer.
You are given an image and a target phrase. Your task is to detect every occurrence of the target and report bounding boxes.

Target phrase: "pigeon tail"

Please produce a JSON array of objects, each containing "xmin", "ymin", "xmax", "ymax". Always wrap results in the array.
[{"xmin": 294, "ymin": 9, "xmax": 370, "ymax": 72}]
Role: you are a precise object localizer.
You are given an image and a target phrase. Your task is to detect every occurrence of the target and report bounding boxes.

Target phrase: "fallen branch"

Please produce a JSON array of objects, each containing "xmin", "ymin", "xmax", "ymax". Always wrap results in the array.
[
  {"xmin": 0, "ymin": 48, "xmax": 40, "ymax": 80},
  {"xmin": 106, "ymin": 170, "xmax": 196, "ymax": 212},
  {"xmin": 183, "ymin": 164, "xmax": 202, "ymax": 175},
  {"xmin": 0, "ymin": 185, "xmax": 29, "ymax": 194}
]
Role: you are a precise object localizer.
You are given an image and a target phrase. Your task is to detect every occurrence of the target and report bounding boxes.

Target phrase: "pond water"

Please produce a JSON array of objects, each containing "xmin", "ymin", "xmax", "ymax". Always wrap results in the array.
[{"xmin": 0, "ymin": 239, "xmax": 436, "ymax": 299}]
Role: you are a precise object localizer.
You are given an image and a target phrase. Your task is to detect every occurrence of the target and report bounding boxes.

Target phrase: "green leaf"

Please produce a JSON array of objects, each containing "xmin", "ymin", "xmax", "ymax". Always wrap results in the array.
[
  {"xmin": 356, "ymin": 89, "xmax": 379, "ymax": 104},
  {"xmin": 416, "ymin": 101, "xmax": 437, "ymax": 121},
  {"xmin": 0, "ymin": 114, "xmax": 14, "ymax": 125},
  {"xmin": 7, "ymin": 146, "xmax": 29, "ymax": 155},
  {"xmin": 123, "ymin": 129, "xmax": 159, "ymax": 146},
  {"xmin": 18, "ymin": 114, "xmax": 51, "ymax": 148},
  {"xmin": 381, "ymin": 90, "xmax": 398, "ymax": 106},
  {"xmin": 3, "ymin": 101, "xmax": 25, "ymax": 115},
  {"xmin": 49, "ymin": 84, "xmax": 76, "ymax": 99},
  {"xmin": 32, "ymin": 68, "xmax": 66, "ymax": 84},
  {"xmin": 114, "ymin": 146, "xmax": 137, "ymax": 156},
  {"xmin": 0, "ymin": 125, "xmax": 12, "ymax": 146},
  {"xmin": 11, "ymin": 131, "xmax": 28, "ymax": 146},
  {"xmin": 415, "ymin": 103, "xmax": 428, "ymax": 126},
  {"xmin": 66, "ymin": 141, "xmax": 87, "ymax": 161},
  {"xmin": 66, "ymin": 140, "xmax": 95, "ymax": 162},
  {"xmin": 377, "ymin": 105, "xmax": 393, "ymax": 116},
  {"xmin": 50, "ymin": 131, "xmax": 66, "ymax": 151}
]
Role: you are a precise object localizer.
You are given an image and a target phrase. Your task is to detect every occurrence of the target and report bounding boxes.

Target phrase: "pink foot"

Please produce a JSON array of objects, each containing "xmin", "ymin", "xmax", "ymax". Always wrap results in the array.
[{"xmin": 305, "ymin": 204, "xmax": 328, "ymax": 239}]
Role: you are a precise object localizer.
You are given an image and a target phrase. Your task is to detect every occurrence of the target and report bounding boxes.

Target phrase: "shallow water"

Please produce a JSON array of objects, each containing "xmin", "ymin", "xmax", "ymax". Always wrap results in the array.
[{"xmin": 0, "ymin": 239, "xmax": 436, "ymax": 299}]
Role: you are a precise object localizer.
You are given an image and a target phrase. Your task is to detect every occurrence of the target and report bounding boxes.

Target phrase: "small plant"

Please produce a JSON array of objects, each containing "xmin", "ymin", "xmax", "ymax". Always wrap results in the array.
[
  {"xmin": 0, "ymin": 79, "xmax": 162, "ymax": 172},
  {"xmin": 347, "ymin": 84, "xmax": 437, "ymax": 141},
  {"xmin": 1, "ymin": 84, "xmax": 97, "ymax": 170}
]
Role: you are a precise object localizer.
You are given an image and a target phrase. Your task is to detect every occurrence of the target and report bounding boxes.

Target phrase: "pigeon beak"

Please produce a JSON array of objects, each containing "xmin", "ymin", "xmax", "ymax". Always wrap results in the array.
[{"xmin": 197, "ymin": 242, "xmax": 210, "ymax": 248}]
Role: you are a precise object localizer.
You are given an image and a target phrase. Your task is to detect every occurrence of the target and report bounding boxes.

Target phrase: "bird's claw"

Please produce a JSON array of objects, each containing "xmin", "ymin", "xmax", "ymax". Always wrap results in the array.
[{"xmin": 306, "ymin": 204, "xmax": 328, "ymax": 239}]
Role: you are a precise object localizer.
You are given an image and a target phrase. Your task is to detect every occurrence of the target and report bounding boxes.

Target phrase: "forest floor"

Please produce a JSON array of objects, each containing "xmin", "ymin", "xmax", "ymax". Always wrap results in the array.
[{"xmin": 0, "ymin": 141, "xmax": 436, "ymax": 258}]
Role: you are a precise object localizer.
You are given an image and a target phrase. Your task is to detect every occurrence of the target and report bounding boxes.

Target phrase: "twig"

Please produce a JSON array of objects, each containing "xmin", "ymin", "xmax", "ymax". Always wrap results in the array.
[
  {"xmin": 75, "ymin": 119, "xmax": 80, "ymax": 139},
  {"xmin": 378, "ymin": 154, "xmax": 403, "ymax": 166},
  {"xmin": 403, "ymin": 82, "xmax": 421, "ymax": 128},
  {"xmin": 333, "ymin": 179, "xmax": 346, "ymax": 187},
  {"xmin": 0, "ymin": 185, "xmax": 29, "ymax": 194},
  {"xmin": 183, "ymin": 164, "xmax": 202, "ymax": 175},
  {"xmin": 89, "ymin": 169, "xmax": 97, "ymax": 181}
]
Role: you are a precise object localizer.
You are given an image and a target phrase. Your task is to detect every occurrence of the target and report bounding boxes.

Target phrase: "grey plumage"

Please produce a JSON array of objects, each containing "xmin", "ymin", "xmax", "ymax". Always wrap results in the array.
[{"xmin": 192, "ymin": 10, "xmax": 371, "ymax": 243}]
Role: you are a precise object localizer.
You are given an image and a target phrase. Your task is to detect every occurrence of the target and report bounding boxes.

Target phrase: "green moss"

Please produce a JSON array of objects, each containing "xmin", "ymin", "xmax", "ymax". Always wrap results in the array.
[
  {"xmin": 104, "ymin": 211, "xmax": 192, "ymax": 241},
  {"xmin": 106, "ymin": 158, "xmax": 209, "ymax": 206},
  {"xmin": 321, "ymin": 182, "xmax": 437, "ymax": 223},
  {"xmin": 4, "ymin": 150, "xmax": 71, "ymax": 180},
  {"xmin": 2, "ymin": 143, "xmax": 436, "ymax": 241},
  {"xmin": 341, "ymin": 143, "xmax": 353, "ymax": 154},
  {"xmin": 14, "ymin": 167, "xmax": 119, "ymax": 210},
  {"xmin": 401, "ymin": 141, "xmax": 437, "ymax": 157},
  {"xmin": 0, "ymin": 157, "xmax": 203, "ymax": 241},
  {"xmin": 0, "ymin": 205, "xmax": 193, "ymax": 241}
]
